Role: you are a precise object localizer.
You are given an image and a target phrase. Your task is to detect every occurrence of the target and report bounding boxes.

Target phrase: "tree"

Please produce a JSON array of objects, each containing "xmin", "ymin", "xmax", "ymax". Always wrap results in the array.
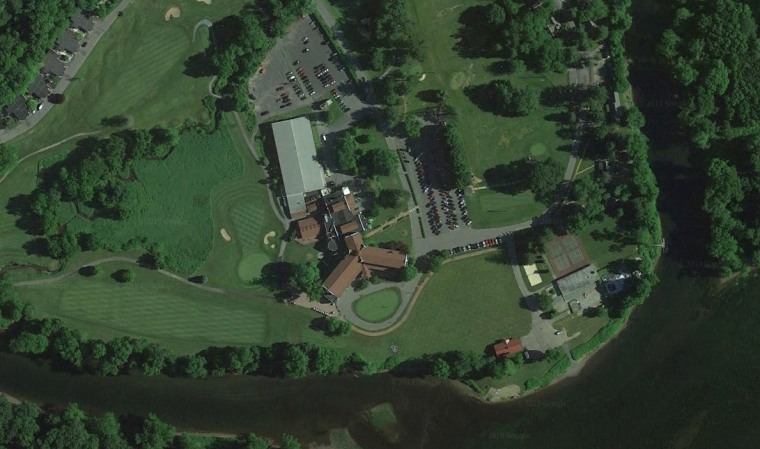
[
  {"xmin": 400, "ymin": 261, "xmax": 418, "ymax": 281},
  {"xmin": 137, "ymin": 343, "xmax": 174, "ymax": 376},
  {"xmin": 52, "ymin": 328, "xmax": 83, "ymax": 369},
  {"xmin": 283, "ymin": 345, "xmax": 309, "ymax": 378},
  {"xmin": 403, "ymin": 116, "xmax": 422, "ymax": 139},
  {"xmin": 133, "ymin": 413, "xmax": 175, "ymax": 449},
  {"xmin": 310, "ymin": 346, "xmax": 344, "ymax": 375},
  {"xmin": 112, "ymin": 269, "xmax": 135, "ymax": 283},
  {"xmin": 326, "ymin": 318, "xmax": 352, "ymax": 337},
  {"xmin": 429, "ymin": 253, "xmax": 445, "ymax": 273},
  {"xmin": 38, "ymin": 403, "xmax": 98, "ymax": 449},
  {"xmin": 0, "ymin": 145, "xmax": 18, "ymax": 176},
  {"xmin": 47, "ymin": 230, "xmax": 80, "ymax": 261},
  {"xmin": 238, "ymin": 433, "xmax": 270, "ymax": 449},
  {"xmin": 537, "ymin": 292, "xmax": 554, "ymax": 312},
  {"xmin": 486, "ymin": 3, "xmax": 506, "ymax": 28},
  {"xmin": 377, "ymin": 188, "xmax": 408, "ymax": 209},
  {"xmin": 280, "ymin": 434, "xmax": 302, "ymax": 449},
  {"xmin": 8, "ymin": 331, "xmax": 49, "ymax": 355},
  {"xmin": 90, "ymin": 412, "xmax": 130, "ymax": 449},
  {"xmin": 431, "ymin": 357, "xmax": 450, "ymax": 378},
  {"xmin": 99, "ymin": 337, "xmax": 135, "ymax": 376},
  {"xmin": 360, "ymin": 147, "xmax": 397, "ymax": 177},
  {"xmin": 288, "ymin": 261, "xmax": 322, "ymax": 301},
  {"xmin": 178, "ymin": 354, "xmax": 208, "ymax": 378},
  {"xmin": 528, "ymin": 159, "xmax": 562, "ymax": 204}
]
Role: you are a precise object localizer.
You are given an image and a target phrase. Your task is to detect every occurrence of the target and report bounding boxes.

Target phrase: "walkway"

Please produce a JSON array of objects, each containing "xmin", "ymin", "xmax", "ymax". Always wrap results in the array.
[{"xmin": 0, "ymin": 0, "xmax": 134, "ymax": 144}]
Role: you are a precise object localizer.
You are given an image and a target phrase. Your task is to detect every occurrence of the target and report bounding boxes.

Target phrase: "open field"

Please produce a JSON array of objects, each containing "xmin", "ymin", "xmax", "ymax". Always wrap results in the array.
[
  {"xmin": 66, "ymin": 130, "xmax": 243, "ymax": 274},
  {"xmin": 366, "ymin": 216, "xmax": 414, "ymax": 254},
  {"xmin": 576, "ymin": 215, "xmax": 638, "ymax": 272},
  {"xmin": 5, "ymin": 0, "xmax": 251, "ymax": 157},
  {"xmin": 466, "ymin": 189, "xmax": 544, "ymax": 229},
  {"xmin": 14, "ymin": 262, "xmax": 316, "ymax": 355},
  {"xmin": 553, "ymin": 312, "xmax": 611, "ymax": 351},
  {"xmin": 352, "ymin": 288, "xmax": 402, "ymax": 323},
  {"xmin": 401, "ymin": 0, "xmax": 571, "ymax": 228}
]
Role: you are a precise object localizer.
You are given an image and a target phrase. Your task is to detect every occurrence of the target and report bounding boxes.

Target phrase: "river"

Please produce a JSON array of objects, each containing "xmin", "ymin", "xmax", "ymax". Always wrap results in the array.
[{"xmin": 2, "ymin": 1, "xmax": 759, "ymax": 448}]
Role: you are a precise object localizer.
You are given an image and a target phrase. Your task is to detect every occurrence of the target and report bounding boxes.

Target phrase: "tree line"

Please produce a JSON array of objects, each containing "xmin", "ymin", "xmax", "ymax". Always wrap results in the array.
[
  {"xmin": 441, "ymin": 124, "xmax": 472, "ymax": 190},
  {"xmin": 0, "ymin": 279, "xmax": 536, "ymax": 386},
  {"xmin": 660, "ymin": 0, "xmax": 760, "ymax": 275},
  {"xmin": 0, "ymin": 397, "xmax": 302, "ymax": 449}
]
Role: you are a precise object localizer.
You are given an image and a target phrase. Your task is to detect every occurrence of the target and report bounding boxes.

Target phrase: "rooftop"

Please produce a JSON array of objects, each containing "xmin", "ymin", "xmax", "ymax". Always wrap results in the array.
[
  {"xmin": 4, "ymin": 96, "xmax": 29, "ymax": 121},
  {"xmin": 493, "ymin": 338, "xmax": 523, "ymax": 357},
  {"xmin": 28, "ymin": 75, "xmax": 50, "ymax": 99},
  {"xmin": 271, "ymin": 117, "xmax": 325, "ymax": 216},
  {"xmin": 71, "ymin": 13, "xmax": 94, "ymax": 32},
  {"xmin": 56, "ymin": 30, "xmax": 80, "ymax": 54},
  {"xmin": 555, "ymin": 264, "xmax": 599, "ymax": 299},
  {"xmin": 44, "ymin": 52, "xmax": 66, "ymax": 77}
]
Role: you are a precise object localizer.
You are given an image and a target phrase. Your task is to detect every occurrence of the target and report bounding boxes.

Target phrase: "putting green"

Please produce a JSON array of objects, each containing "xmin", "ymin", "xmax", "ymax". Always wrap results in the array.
[
  {"xmin": 529, "ymin": 143, "xmax": 548, "ymax": 157},
  {"xmin": 352, "ymin": 288, "xmax": 402, "ymax": 323},
  {"xmin": 237, "ymin": 251, "xmax": 271, "ymax": 281}
]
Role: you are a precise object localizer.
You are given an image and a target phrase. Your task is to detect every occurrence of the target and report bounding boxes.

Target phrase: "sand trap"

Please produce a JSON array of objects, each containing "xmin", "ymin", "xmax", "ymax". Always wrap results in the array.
[
  {"xmin": 197, "ymin": 0, "xmax": 211, "ymax": 4},
  {"xmin": 263, "ymin": 231, "xmax": 276, "ymax": 246},
  {"xmin": 523, "ymin": 264, "xmax": 542, "ymax": 286},
  {"xmin": 165, "ymin": 6, "xmax": 181, "ymax": 20},
  {"xmin": 220, "ymin": 228, "xmax": 231, "ymax": 241},
  {"xmin": 418, "ymin": 73, "xmax": 426, "ymax": 81}
]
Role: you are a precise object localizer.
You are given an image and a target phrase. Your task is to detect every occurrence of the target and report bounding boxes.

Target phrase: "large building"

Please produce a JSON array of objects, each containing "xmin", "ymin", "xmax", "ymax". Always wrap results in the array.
[
  {"xmin": 323, "ymin": 232, "xmax": 408, "ymax": 300},
  {"xmin": 271, "ymin": 117, "xmax": 326, "ymax": 218}
]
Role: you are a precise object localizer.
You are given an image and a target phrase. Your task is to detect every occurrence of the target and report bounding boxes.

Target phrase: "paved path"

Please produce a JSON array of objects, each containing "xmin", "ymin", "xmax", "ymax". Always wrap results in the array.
[{"xmin": 0, "ymin": 0, "xmax": 133, "ymax": 144}]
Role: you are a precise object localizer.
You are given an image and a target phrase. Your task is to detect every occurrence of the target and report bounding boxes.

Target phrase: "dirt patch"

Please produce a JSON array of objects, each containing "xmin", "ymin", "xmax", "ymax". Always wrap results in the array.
[
  {"xmin": 485, "ymin": 384, "xmax": 521, "ymax": 402},
  {"xmin": 197, "ymin": 0, "xmax": 212, "ymax": 3},
  {"xmin": 418, "ymin": 73, "xmax": 426, "ymax": 81},
  {"xmin": 220, "ymin": 228, "xmax": 231, "ymax": 242},
  {"xmin": 165, "ymin": 6, "xmax": 181, "ymax": 21},
  {"xmin": 471, "ymin": 174, "xmax": 483, "ymax": 186}
]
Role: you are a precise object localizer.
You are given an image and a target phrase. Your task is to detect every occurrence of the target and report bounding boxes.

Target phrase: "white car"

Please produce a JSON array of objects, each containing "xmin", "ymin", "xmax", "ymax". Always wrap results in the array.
[
  {"xmin": 36, "ymin": 103, "xmax": 44, "ymax": 112},
  {"xmin": 321, "ymin": 134, "xmax": 327, "ymax": 141}
]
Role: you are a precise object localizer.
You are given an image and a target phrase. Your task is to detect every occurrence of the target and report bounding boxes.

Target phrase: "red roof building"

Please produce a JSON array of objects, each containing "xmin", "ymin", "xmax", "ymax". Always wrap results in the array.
[{"xmin": 493, "ymin": 338, "xmax": 523, "ymax": 357}]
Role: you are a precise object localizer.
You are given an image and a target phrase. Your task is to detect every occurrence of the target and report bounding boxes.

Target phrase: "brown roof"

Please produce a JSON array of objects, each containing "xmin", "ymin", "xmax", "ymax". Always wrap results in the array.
[
  {"xmin": 323, "ymin": 254, "xmax": 363, "ymax": 297},
  {"xmin": 307, "ymin": 201, "xmax": 319, "ymax": 213},
  {"xmin": 345, "ymin": 233, "xmax": 364, "ymax": 253},
  {"xmin": 339, "ymin": 220, "xmax": 360, "ymax": 235},
  {"xmin": 290, "ymin": 210, "xmax": 307, "ymax": 220},
  {"xmin": 493, "ymin": 338, "xmax": 523, "ymax": 357},
  {"xmin": 330, "ymin": 201, "xmax": 346, "ymax": 213},
  {"xmin": 345, "ymin": 193, "xmax": 357, "ymax": 211},
  {"xmin": 296, "ymin": 217, "xmax": 321, "ymax": 240},
  {"xmin": 360, "ymin": 247, "xmax": 407, "ymax": 269}
]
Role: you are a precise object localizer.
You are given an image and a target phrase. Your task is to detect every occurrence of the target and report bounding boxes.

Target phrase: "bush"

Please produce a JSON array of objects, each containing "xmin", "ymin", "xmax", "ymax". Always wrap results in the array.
[
  {"xmin": 570, "ymin": 318, "xmax": 625, "ymax": 360},
  {"xmin": 0, "ymin": 145, "xmax": 18, "ymax": 176},
  {"xmin": 112, "ymin": 269, "xmax": 135, "ymax": 283}
]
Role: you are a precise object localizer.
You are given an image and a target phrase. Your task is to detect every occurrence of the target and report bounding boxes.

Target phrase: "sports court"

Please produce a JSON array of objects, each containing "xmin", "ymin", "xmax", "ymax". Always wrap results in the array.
[{"xmin": 546, "ymin": 235, "xmax": 590, "ymax": 278}]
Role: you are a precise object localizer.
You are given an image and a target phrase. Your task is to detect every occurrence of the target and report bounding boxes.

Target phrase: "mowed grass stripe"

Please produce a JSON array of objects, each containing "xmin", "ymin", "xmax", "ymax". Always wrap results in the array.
[{"xmin": 230, "ymin": 204, "xmax": 267, "ymax": 252}]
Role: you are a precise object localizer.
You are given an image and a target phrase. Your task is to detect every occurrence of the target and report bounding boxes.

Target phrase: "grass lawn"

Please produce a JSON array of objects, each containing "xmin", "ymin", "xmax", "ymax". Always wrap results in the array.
[
  {"xmin": 352, "ymin": 288, "xmax": 402, "ymax": 323},
  {"xmin": 197, "ymin": 115, "xmax": 285, "ymax": 289},
  {"xmin": 66, "ymin": 130, "xmax": 243, "ymax": 275},
  {"xmin": 14, "ymin": 261, "xmax": 317, "ymax": 355},
  {"xmin": 400, "ymin": 0, "xmax": 571, "ymax": 227},
  {"xmin": 576, "ymin": 215, "xmax": 638, "ymax": 272},
  {"xmin": 552, "ymin": 312, "xmax": 611, "ymax": 351},
  {"xmin": 365, "ymin": 216, "xmax": 414, "ymax": 254},
  {"xmin": 5, "ymin": 0, "xmax": 253, "ymax": 157},
  {"xmin": 465, "ymin": 189, "xmax": 545, "ymax": 229},
  {"xmin": 282, "ymin": 242, "xmax": 320, "ymax": 264}
]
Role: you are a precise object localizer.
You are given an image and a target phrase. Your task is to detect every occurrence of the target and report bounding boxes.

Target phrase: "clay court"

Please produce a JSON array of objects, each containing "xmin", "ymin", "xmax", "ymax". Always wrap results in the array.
[{"xmin": 546, "ymin": 234, "xmax": 591, "ymax": 278}]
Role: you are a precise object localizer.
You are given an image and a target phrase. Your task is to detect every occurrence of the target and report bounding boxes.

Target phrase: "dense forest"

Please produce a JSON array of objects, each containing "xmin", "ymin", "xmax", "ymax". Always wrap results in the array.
[
  {"xmin": 0, "ymin": 0, "xmax": 108, "ymax": 111},
  {"xmin": 0, "ymin": 397, "xmax": 302, "ymax": 449},
  {"xmin": 660, "ymin": 0, "xmax": 760, "ymax": 274}
]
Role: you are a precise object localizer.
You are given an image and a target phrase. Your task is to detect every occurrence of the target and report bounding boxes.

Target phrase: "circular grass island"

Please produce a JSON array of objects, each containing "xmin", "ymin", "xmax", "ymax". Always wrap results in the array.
[{"xmin": 352, "ymin": 288, "xmax": 402, "ymax": 323}]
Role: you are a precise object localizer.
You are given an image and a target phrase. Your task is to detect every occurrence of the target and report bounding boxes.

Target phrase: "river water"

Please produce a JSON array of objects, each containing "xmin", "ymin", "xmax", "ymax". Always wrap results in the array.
[{"xmin": 3, "ymin": 1, "xmax": 759, "ymax": 448}]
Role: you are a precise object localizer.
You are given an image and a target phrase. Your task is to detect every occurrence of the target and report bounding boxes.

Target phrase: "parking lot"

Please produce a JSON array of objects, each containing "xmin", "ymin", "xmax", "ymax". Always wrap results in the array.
[{"xmin": 250, "ymin": 15, "xmax": 353, "ymax": 118}]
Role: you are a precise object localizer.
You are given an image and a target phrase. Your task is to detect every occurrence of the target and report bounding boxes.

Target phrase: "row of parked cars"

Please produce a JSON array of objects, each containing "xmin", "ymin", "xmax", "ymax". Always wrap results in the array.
[{"xmin": 450, "ymin": 237, "xmax": 504, "ymax": 255}]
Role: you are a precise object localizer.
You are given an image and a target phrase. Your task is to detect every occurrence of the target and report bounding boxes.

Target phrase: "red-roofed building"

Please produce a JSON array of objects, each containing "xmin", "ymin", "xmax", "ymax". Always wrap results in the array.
[{"xmin": 493, "ymin": 338, "xmax": 523, "ymax": 357}]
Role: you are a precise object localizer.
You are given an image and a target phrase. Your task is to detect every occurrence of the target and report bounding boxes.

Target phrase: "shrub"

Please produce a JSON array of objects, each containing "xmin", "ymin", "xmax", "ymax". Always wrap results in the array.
[{"xmin": 112, "ymin": 269, "xmax": 135, "ymax": 283}]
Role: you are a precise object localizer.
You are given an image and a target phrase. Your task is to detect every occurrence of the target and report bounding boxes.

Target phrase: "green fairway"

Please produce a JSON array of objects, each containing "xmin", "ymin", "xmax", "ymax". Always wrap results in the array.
[
  {"xmin": 352, "ymin": 288, "xmax": 402, "ymax": 323},
  {"xmin": 66, "ymin": 130, "xmax": 243, "ymax": 274},
  {"xmin": 466, "ymin": 189, "xmax": 545, "ymax": 229},
  {"xmin": 14, "ymin": 262, "xmax": 317, "ymax": 355},
  {"xmin": 5, "ymin": 0, "xmax": 250, "ymax": 157},
  {"xmin": 197, "ymin": 116, "xmax": 284, "ymax": 289},
  {"xmin": 401, "ymin": 0, "xmax": 571, "ymax": 226}
]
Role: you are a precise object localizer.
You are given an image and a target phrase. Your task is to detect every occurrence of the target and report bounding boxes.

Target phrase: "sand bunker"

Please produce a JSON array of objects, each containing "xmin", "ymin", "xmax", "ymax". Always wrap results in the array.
[
  {"xmin": 263, "ymin": 231, "xmax": 276, "ymax": 246},
  {"xmin": 165, "ymin": 6, "xmax": 181, "ymax": 21},
  {"xmin": 197, "ymin": 0, "xmax": 212, "ymax": 4},
  {"xmin": 220, "ymin": 228, "xmax": 231, "ymax": 242},
  {"xmin": 418, "ymin": 73, "xmax": 426, "ymax": 81}
]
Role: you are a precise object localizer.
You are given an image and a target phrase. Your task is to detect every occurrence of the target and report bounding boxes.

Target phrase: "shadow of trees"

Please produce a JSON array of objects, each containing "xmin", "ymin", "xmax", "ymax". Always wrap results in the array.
[
  {"xmin": 482, "ymin": 159, "xmax": 531, "ymax": 194},
  {"xmin": 453, "ymin": 5, "xmax": 499, "ymax": 59}
]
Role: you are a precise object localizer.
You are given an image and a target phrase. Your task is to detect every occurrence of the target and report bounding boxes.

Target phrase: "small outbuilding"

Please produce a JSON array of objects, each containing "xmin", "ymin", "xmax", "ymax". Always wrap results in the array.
[{"xmin": 493, "ymin": 338, "xmax": 523, "ymax": 357}]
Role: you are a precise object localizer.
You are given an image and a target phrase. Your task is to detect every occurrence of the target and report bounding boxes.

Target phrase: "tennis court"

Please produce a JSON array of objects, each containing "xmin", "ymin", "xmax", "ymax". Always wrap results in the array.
[{"xmin": 546, "ymin": 235, "xmax": 590, "ymax": 278}]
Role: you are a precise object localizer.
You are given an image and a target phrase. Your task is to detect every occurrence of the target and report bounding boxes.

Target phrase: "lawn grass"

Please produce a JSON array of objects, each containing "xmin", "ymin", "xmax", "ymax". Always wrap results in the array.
[
  {"xmin": 576, "ymin": 215, "xmax": 638, "ymax": 272},
  {"xmin": 400, "ymin": 0, "xmax": 571, "ymax": 227},
  {"xmin": 14, "ymin": 261, "xmax": 317, "ymax": 355},
  {"xmin": 352, "ymin": 288, "xmax": 402, "ymax": 323},
  {"xmin": 197, "ymin": 115, "xmax": 285, "ymax": 289},
  {"xmin": 553, "ymin": 312, "xmax": 611, "ymax": 351},
  {"xmin": 366, "ymin": 216, "xmax": 414, "ymax": 254},
  {"xmin": 6, "ymin": 0, "xmax": 252, "ymax": 157},
  {"xmin": 282, "ymin": 242, "xmax": 320, "ymax": 264},
  {"xmin": 66, "ymin": 130, "xmax": 243, "ymax": 275},
  {"xmin": 465, "ymin": 189, "xmax": 545, "ymax": 229}
]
